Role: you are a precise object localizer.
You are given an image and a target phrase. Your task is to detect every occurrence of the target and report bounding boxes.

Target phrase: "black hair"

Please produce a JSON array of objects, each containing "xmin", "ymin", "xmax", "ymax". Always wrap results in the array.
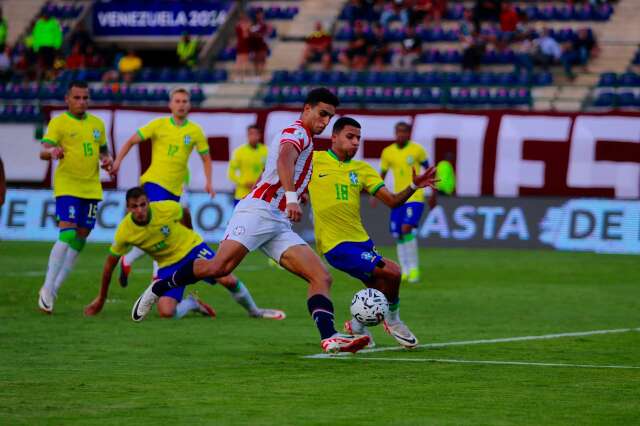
[
  {"xmin": 395, "ymin": 121, "xmax": 411, "ymax": 131},
  {"xmin": 126, "ymin": 186, "xmax": 147, "ymax": 203},
  {"xmin": 67, "ymin": 80, "xmax": 88, "ymax": 93},
  {"xmin": 332, "ymin": 116, "xmax": 361, "ymax": 134},
  {"xmin": 304, "ymin": 87, "xmax": 340, "ymax": 108},
  {"xmin": 247, "ymin": 124, "xmax": 260, "ymax": 131}
]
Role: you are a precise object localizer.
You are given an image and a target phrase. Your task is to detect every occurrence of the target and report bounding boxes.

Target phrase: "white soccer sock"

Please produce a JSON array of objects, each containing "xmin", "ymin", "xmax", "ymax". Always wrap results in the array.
[
  {"xmin": 396, "ymin": 241, "xmax": 408, "ymax": 274},
  {"xmin": 174, "ymin": 295, "xmax": 199, "ymax": 319},
  {"xmin": 228, "ymin": 281, "xmax": 259, "ymax": 315},
  {"xmin": 387, "ymin": 301, "xmax": 401, "ymax": 323},
  {"xmin": 406, "ymin": 235, "xmax": 419, "ymax": 271},
  {"xmin": 52, "ymin": 247, "xmax": 80, "ymax": 295},
  {"xmin": 152, "ymin": 260, "xmax": 159, "ymax": 279},
  {"xmin": 123, "ymin": 246, "xmax": 146, "ymax": 268},
  {"xmin": 43, "ymin": 240, "xmax": 69, "ymax": 292}
]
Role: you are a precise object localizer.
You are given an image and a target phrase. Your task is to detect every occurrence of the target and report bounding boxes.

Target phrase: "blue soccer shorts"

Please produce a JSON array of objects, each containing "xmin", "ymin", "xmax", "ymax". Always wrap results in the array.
[
  {"xmin": 143, "ymin": 182, "xmax": 180, "ymax": 202},
  {"xmin": 158, "ymin": 242, "xmax": 216, "ymax": 302},
  {"xmin": 389, "ymin": 201, "xmax": 424, "ymax": 237},
  {"xmin": 55, "ymin": 196, "xmax": 99, "ymax": 229},
  {"xmin": 324, "ymin": 239, "xmax": 383, "ymax": 284}
]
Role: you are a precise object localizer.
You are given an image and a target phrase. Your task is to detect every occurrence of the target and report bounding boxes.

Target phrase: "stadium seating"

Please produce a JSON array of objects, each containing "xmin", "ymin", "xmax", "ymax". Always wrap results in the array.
[
  {"xmin": 0, "ymin": 104, "xmax": 42, "ymax": 122},
  {"xmin": 248, "ymin": 5, "xmax": 300, "ymax": 20},
  {"xmin": 54, "ymin": 68, "xmax": 228, "ymax": 84},
  {"xmin": 40, "ymin": 2, "xmax": 84, "ymax": 20}
]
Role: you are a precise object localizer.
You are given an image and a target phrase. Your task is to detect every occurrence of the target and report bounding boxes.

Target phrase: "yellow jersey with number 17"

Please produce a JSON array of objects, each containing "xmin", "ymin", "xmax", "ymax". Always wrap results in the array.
[
  {"xmin": 308, "ymin": 150, "xmax": 385, "ymax": 254},
  {"xmin": 228, "ymin": 143, "xmax": 268, "ymax": 200},
  {"xmin": 138, "ymin": 117, "xmax": 209, "ymax": 197},
  {"xmin": 380, "ymin": 141, "xmax": 428, "ymax": 204},
  {"xmin": 109, "ymin": 201, "xmax": 203, "ymax": 268},
  {"xmin": 42, "ymin": 111, "xmax": 107, "ymax": 200}
]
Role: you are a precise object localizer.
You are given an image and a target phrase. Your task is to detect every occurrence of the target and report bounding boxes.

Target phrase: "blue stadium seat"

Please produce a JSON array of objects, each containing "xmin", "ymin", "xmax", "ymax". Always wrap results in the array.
[
  {"xmin": 598, "ymin": 73, "xmax": 618, "ymax": 87},
  {"xmin": 190, "ymin": 87, "xmax": 205, "ymax": 103},
  {"xmin": 617, "ymin": 92, "xmax": 637, "ymax": 107},
  {"xmin": 618, "ymin": 72, "xmax": 640, "ymax": 87},
  {"xmin": 593, "ymin": 92, "xmax": 615, "ymax": 107}
]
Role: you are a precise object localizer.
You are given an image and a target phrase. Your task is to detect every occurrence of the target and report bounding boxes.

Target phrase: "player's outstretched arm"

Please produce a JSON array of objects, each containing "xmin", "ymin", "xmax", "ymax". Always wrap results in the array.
[
  {"xmin": 200, "ymin": 152, "xmax": 215, "ymax": 197},
  {"xmin": 277, "ymin": 143, "xmax": 302, "ymax": 222},
  {"xmin": 374, "ymin": 166, "xmax": 438, "ymax": 208},
  {"xmin": 110, "ymin": 132, "xmax": 143, "ymax": 176},
  {"xmin": 84, "ymin": 254, "xmax": 120, "ymax": 316}
]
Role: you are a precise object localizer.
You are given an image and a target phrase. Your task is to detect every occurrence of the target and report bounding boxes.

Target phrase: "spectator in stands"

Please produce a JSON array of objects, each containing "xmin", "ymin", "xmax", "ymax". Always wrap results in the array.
[
  {"xmin": 65, "ymin": 43, "xmax": 87, "ymax": 70},
  {"xmin": 533, "ymin": 28, "xmax": 562, "ymax": 73},
  {"xmin": 561, "ymin": 28, "xmax": 598, "ymax": 79},
  {"xmin": 339, "ymin": 20, "xmax": 370, "ymax": 70},
  {"xmin": 380, "ymin": 0, "xmax": 410, "ymax": 27},
  {"xmin": 31, "ymin": 11, "xmax": 63, "ymax": 79},
  {"xmin": 462, "ymin": 31, "xmax": 486, "ymax": 71},
  {"xmin": 249, "ymin": 9, "xmax": 271, "ymax": 79},
  {"xmin": 344, "ymin": 0, "xmax": 375, "ymax": 24},
  {"xmin": 411, "ymin": 0, "xmax": 447, "ymax": 26},
  {"xmin": 84, "ymin": 44, "xmax": 105, "ymax": 69},
  {"xmin": 0, "ymin": 9, "xmax": 7, "ymax": 51},
  {"xmin": 458, "ymin": 8, "xmax": 474, "ymax": 41},
  {"xmin": 0, "ymin": 46, "xmax": 11, "ymax": 81},
  {"xmin": 370, "ymin": 22, "xmax": 390, "ymax": 71},
  {"xmin": 118, "ymin": 49, "xmax": 142, "ymax": 83},
  {"xmin": 499, "ymin": 2, "xmax": 518, "ymax": 37},
  {"xmin": 69, "ymin": 23, "xmax": 92, "ymax": 54},
  {"xmin": 177, "ymin": 32, "xmax": 199, "ymax": 68},
  {"xmin": 301, "ymin": 21, "xmax": 333, "ymax": 70},
  {"xmin": 473, "ymin": 0, "xmax": 502, "ymax": 33},
  {"xmin": 235, "ymin": 12, "xmax": 251, "ymax": 81},
  {"xmin": 514, "ymin": 33, "xmax": 535, "ymax": 75},
  {"xmin": 394, "ymin": 25, "xmax": 422, "ymax": 69}
]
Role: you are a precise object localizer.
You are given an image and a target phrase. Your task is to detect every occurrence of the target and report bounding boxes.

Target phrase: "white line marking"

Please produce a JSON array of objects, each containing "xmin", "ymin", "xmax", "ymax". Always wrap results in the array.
[
  {"xmin": 312, "ymin": 356, "xmax": 640, "ymax": 370},
  {"xmin": 304, "ymin": 327, "xmax": 640, "ymax": 359}
]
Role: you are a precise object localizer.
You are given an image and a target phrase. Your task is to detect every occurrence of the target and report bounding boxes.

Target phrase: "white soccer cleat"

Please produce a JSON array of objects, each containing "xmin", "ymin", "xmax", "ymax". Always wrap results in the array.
[
  {"xmin": 321, "ymin": 333, "xmax": 370, "ymax": 354},
  {"xmin": 344, "ymin": 320, "xmax": 375, "ymax": 348},
  {"xmin": 38, "ymin": 286, "xmax": 55, "ymax": 314},
  {"xmin": 131, "ymin": 283, "xmax": 160, "ymax": 322},
  {"xmin": 251, "ymin": 308, "xmax": 286, "ymax": 320},
  {"xmin": 383, "ymin": 320, "xmax": 419, "ymax": 348}
]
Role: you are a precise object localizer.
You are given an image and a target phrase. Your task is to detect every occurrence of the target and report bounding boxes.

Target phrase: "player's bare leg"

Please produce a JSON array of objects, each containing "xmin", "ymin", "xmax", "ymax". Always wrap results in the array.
[{"xmin": 279, "ymin": 245, "xmax": 370, "ymax": 353}]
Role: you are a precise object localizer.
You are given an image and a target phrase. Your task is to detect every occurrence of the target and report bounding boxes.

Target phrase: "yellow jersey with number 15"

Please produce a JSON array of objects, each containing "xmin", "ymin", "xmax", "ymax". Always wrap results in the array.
[
  {"xmin": 380, "ymin": 141, "xmax": 428, "ymax": 204},
  {"xmin": 109, "ymin": 201, "xmax": 203, "ymax": 268},
  {"xmin": 42, "ymin": 111, "xmax": 107, "ymax": 200},
  {"xmin": 138, "ymin": 117, "xmax": 209, "ymax": 197},
  {"xmin": 308, "ymin": 150, "xmax": 385, "ymax": 254}
]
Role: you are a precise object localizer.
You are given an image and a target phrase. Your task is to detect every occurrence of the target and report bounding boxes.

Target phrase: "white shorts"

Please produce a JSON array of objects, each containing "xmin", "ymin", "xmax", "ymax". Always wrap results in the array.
[
  {"xmin": 223, "ymin": 198, "xmax": 307, "ymax": 262},
  {"xmin": 179, "ymin": 188, "xmax": 189, "ymax": 208}
]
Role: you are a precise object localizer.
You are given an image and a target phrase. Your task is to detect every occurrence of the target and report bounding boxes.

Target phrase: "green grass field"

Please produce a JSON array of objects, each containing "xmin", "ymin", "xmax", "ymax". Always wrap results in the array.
[{"xmin": 1, "ymin": 241, "xmax": 639, "ymax": 425}]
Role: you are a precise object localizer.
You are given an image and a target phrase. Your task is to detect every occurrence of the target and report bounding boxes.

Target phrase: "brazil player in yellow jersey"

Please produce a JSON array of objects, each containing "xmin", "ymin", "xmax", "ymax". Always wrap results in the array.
[
  {"xmin": 380, "ymin": 121, "xmax": 436, "ymax": 284},
  {"xmin": 228, "ymin": 124, "xmax": 268, "ymax": 205},
  {"xmin": 308, "ymin": 117, "xmax": 437, "ymax": 348},
  {"xmin": 110, "ymin": 87, "xmax": 214, "ymax": 284},
  {"xmin": 38, "ymin": 80, "xmax": 113, "ymax": 314},
  {"xmin": 84, "ymin": 186, "xmax": 286, "ymax": 320}
]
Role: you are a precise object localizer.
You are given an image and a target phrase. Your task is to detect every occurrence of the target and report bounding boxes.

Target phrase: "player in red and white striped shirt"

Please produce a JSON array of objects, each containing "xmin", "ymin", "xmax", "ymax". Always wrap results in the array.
[{"xmin": 131, "ymin": 88, "xmax": 370, "ymax": 354}]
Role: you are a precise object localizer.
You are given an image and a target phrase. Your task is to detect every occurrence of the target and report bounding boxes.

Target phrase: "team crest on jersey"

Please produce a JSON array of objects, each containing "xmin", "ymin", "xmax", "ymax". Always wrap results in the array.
[
  {"xmin": 406, "ymin": 155, "xmax": 414, "ymax": 165},
  {"xmin": 183, "ymin": 135, "xmax": 191, "ymax": 145},
  {"xmin": 294, "ymin": 129, "xmax": 305, "ymax": 140},
  {"xmin": 349, "ymin": 171, "xmax": 359, "ymax": 185},
  {"xmin": 160, "ymin": 225, "xmax": 170, "ymax": 237},
  {"xmin": 93, "ymin": 129, "xmax": 101, "ymax": 141}
]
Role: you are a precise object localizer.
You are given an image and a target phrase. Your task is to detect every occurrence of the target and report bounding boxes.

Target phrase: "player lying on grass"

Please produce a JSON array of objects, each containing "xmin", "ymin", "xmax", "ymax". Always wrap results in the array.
[
  {"xmin": 84, "ymin": 186, "xmax": 285, "ymax": 321},
  {"xmin": 131, "ymin": 88, "xmax": 371, "ymax": 354},
  {"xmin": 308, "ymin": 117, "xmax": 438, "ymax": 348},
  {"xmin": 38, "ymin": 80, "xmax": 113, "ymax": 314}
]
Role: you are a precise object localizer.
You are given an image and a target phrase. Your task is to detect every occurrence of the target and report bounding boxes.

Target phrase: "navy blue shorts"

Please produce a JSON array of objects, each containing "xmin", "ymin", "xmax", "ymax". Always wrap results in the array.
[
  {"xmin": 324, "ymin": 239, "xmax": 383, "ymax": 284},
  {"xmin": 158, "ymin": 242, "xmax": 216, "ymax": 302},
  {"xmin": 233, "ymin": 198, "xmax": 241, "ymax": 206},
  {"xmin": 55, "ymin": 196, "xmax": 99, "ymax": 229},
  {"xmin": 389, "ymin": 202, "xmax": 424, "ymax": 237},
  {"xmin": 143, "ymin": 182, "xmax": 180, "ymax": 202}
]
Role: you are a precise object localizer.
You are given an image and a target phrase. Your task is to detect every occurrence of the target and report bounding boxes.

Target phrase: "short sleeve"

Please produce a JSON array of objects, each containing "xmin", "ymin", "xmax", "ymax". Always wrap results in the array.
[
  {"xmin": 195, "ymin": 127, "xmax": 209, "ymax": 154},
  {"xmin": 42, "ymin": 117, "xmax": 62, "ymax": 146},
  {"xmin": 380, "ymin": 148, "xmax": 390, "ymax": 172},
  {"xmin": 361, "ymin": 163, "xmax": 385, "ymax": 195},
  {"xmin": 417, "ymin": 144, "xmax": 427, "ymax": 163},
  {"xmin": 137, "ymin": 118, "xmax": 159, "ymax": 141},
  {"xmin": 109, "ymin": 223, "xmax": 130, "ymax": 257},
  {"xmin": 279, "ymin": 127, "xmax": 306, "ymax": 153},
  {"xmin": 98, "ymin": 120, "xmax": 107, "ymax": 147}
]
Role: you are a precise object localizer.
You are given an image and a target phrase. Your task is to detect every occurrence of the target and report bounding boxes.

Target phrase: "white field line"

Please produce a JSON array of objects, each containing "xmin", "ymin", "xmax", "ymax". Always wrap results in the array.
[
  {"xmin": 304, "ymin": 327, "xmax": 640, "ymax": 359},
  {"xmin": 314, "ymin": 356, "xmax": 640, "ymax": 370}
]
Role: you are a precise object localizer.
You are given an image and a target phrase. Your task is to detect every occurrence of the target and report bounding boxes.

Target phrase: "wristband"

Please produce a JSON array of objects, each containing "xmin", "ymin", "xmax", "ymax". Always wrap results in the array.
[
  {"xmin": 409, "ymin": 182, "xmax": 418, "ymax": 190},
  {"xmin": 285, "ymin": 191, "xmax": 298, "ymax": 204}
]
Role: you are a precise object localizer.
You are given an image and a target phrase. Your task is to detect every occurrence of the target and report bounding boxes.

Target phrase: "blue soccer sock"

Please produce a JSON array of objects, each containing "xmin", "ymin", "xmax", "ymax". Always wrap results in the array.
[
  {"xmin": 307, "ymin": 294, "xmax": 337, "ymax": 340},
  {"xmin": 151, "ymin": 259, "xmax": 198, "ymax": 296}
]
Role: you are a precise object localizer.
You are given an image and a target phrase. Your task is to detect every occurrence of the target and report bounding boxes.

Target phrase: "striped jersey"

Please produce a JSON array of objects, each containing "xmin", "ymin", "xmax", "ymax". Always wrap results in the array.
[{"xmin": 247, "ymin": 120, "xmax": 313, "ymax": 212}]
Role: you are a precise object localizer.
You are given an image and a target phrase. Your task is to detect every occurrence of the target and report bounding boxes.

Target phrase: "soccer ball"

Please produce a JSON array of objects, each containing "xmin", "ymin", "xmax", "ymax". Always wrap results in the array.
[{"xmin": 350, "ymin": 288, "xmax": 389, "ymax": 326}]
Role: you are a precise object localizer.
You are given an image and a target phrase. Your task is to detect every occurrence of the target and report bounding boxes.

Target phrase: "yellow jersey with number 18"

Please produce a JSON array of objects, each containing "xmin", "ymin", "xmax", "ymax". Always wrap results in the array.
[
  {"xmin": 380, "ymin": 141, "xmax": 428, "ymax": 204},
  {"xmin": 42, "ymin": 111, "xmax": 107, "ymax": 200},
  {"xmin": 308, "ymin": 150, "xmax": 385, "ymax": 254},
  {"xmin": 109, "ymin": 201, "xmax": 203, "ymax": 268},
  {"xmin": 138, "ymin": 117, "xmax": 209, "ymax": 197}
]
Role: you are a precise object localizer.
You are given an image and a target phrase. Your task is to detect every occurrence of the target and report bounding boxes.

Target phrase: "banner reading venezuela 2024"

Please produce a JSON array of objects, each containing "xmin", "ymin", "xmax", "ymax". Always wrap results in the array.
[{"xmin": 93, "ymin": 0, "xmax": 232, "ymax": 37}]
